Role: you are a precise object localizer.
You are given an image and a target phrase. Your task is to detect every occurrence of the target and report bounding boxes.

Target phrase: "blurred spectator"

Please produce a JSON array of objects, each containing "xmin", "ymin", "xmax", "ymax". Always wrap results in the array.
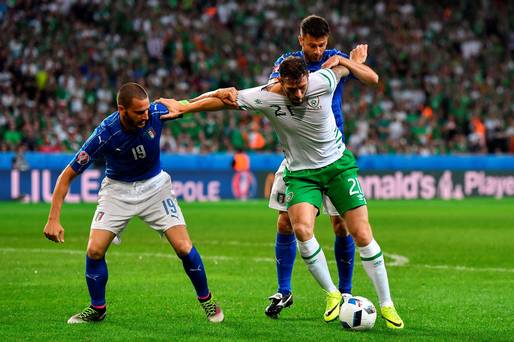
[
  {"xmin": 160, "ymin": 127, "xmax": 178, "ymax": 152},
  {"xmin": 232, "ymin": 149, "xmax": 250, "ymax": 172},
  {"xmin": 12, "ymin": 144, "xmax": 29, "ymax": 171},
  {"xmin": 0, "ymin": 1, "xmax": 512, "ymax": 155},
  {"xmin": 505, "ymin": 117, "xmax": 514, "ymax": 153}
]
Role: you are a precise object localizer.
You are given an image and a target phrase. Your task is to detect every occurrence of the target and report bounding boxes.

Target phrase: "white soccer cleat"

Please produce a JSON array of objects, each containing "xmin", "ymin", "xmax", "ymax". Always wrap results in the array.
[{"xmin": 67, "ymin": 306, "xmax": 106, "ymax": 324}]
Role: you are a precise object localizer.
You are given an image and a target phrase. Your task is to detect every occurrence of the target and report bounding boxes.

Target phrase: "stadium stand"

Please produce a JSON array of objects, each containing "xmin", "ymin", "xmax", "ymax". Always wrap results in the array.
[{"xmin": 0, "ymin": 1, "xmax": 513, "ymax": 155}]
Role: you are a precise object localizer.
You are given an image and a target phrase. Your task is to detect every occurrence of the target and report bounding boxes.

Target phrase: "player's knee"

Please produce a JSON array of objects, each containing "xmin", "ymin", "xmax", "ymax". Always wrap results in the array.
[
  {"xmin": 277, "ymin": 212, "xmax": 293, "ymax": 234},
  {"xmin": 173, "ymin": 239, "xmax": 193, "ymax": 257},
  {"xmin": 87, "ymin": 244, "xmax": 106, "ymax": 260},
  {"xmin": 331, "ymin": 216, "xmax": 349, "ymax": 236},
  {"xmin": 292, "ymin": 221, "xmax": 313, "ymax": 241},
  {"xmin": 350, "ymin": 223, "xmax": 373, "ymax": 247}
]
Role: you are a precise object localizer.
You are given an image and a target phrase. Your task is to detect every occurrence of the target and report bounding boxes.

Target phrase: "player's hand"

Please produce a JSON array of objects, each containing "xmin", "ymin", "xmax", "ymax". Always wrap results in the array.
[
  {"xmin": 215, "ymin": 87, "xmax": 238, "ymax": 106},
  {"xmin": 349, "ymin": 44, "xmax": 368, "ymax": 64},
  {"xmin": 43, "ymin": 220, "xmax": 64, "ymax": 243},
  {"xmin": 157, "ymin": 98, "xmax": 187, "ymax": 120},
  {"xmin": 321, "ymin": 55, "xmax": 343, "ymax": 69}
]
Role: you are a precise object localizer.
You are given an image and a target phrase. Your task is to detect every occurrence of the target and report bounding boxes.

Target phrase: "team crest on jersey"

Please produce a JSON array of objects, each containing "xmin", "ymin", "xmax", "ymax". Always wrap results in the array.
[
  {"xmin": 76, "ymin": 151, "xmax": 90, "ymax": 165},
  {"xmin": 306, "ymin": 96, "xmax": 321, "ymax": 110},
  {"xmin": 286, "ymin": 192, "xmax": 294, "ymax": 203},
  {"xmin": 254, "ymin": 99, "xmax": 263, "ymax": 105},
  {"xmin": 144, "ymin": 127, "xmax": 156, "ymax": 140}
]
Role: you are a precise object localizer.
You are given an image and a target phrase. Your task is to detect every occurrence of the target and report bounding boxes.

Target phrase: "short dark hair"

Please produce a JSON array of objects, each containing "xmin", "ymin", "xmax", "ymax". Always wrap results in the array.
[
  {"xmin": 279, "ymin": 57, "xmax": 308, "ymax": 81},
  {"xmin": 300, "ymin": 15, "xmax": 330, "ymax": 38},
  {"xmin": 116, "ymin": 82, "xmax": 148, "ymax": 108}
]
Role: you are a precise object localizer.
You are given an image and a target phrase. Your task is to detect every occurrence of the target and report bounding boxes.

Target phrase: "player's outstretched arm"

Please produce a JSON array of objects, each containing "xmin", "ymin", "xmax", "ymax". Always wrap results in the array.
[
  {"xmin": 322, "ymin": 51, "xmax": 379, "ymax": 86},
  {"xmin": 188, "ymin": 87, "xmax": 238, "ymax": 106},
  {"xmin": 158, "ymin": 95, "xmax": 240, "ymax": 120},
  {"xmin": 43, "ymin": 166, "xmax": 78, "ymax": 243}
]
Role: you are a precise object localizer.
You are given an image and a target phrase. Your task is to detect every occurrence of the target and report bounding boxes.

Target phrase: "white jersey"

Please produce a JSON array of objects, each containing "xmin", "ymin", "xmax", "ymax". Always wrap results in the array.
[{"xmin": 237, "ymin": 69, "xmax": 345, "ymax": 171}]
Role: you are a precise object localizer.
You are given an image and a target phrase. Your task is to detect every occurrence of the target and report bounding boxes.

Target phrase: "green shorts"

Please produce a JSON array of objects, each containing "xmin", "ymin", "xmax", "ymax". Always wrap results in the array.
[{"xmin": 283, "ymin": 149, "xmax": 367, "ymax": 215}]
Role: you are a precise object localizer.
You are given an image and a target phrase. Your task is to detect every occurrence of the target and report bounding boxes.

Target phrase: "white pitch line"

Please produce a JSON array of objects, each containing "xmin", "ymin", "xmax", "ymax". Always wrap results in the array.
[
  {"xmin": 415, "ymin": 264, "xmax": 514, "ymax": 273},
  {"xmin": 2, "ymin": 247, "xmax": 513, "ymax": 273},
  {"xmin": 0, "ymin": 247, "xmax": 259, "ymax": 262},
  {"xmin": 383, "ymin": 253, "xmax": 409, "ymax": 267},
  {"xmin": 200, "ymin": 240, "xmax": 274, "ymax": 248}
]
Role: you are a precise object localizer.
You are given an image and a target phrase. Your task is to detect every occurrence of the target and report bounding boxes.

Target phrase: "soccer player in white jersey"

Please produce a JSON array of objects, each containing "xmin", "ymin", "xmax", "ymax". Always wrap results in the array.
[
  {"xmin": 157, "ymin": 57, "xmax": 404, "ymax": 328},
  {"xmin": 43, "ymin": 83, "xmax": 223, "ymax": 324},
  {"xmin": 264, "ymin": 16, "xmax": 376, "ymax": 318},
  {"xmin": 187, "ymin": 16, "xmax": 374, "ymax": 319}
]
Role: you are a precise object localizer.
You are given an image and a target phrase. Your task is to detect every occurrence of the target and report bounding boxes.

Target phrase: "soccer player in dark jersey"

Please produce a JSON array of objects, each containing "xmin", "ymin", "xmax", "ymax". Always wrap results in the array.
[
  {"xmin": 265, "ymin": 15, "xmax": 378, "ymax": 319},
  {"xmin": 43, "ymin": 83, "xmax": 223, "ymax": 324}
]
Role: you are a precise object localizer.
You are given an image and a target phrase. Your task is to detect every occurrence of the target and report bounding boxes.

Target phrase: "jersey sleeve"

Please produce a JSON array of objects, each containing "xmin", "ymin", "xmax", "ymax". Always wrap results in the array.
[
  {"xmin": 69, "ymin": 128, "xmax": 108, "ymax": 174},
  {"xmin": 316, "ymin": 69, "xmax": 339, "ymax": 94},
  {"xmin": 149, "ymin": 102, "xmax": 169, "ymax": 118},
  {"xmin": 149, "ymin": 102, "xmax": 169, "ymax": 131},
  {"xmin": 237, "ymin": 87, "xmax": 261, "ymax": 112},
  {"xmin": 268, "ymin": 54, "xmax": 287, "ymax": 80}
]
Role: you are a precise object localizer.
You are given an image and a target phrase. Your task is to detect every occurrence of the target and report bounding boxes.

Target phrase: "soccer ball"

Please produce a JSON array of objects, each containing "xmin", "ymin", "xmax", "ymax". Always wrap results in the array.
[{"xmin": 339, "ymin": 296, "xmax": 377, "ymax": 331}]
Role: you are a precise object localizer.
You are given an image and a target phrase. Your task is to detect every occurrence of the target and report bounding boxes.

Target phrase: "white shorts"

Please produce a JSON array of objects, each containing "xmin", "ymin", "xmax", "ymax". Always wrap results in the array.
[
  {"xmin": 91, "ymin": 171, "xmax": 186, "ymax": 239},
  {"xmin": 268, "ymin": 159, "xmax": 340, "ymax": 216}
]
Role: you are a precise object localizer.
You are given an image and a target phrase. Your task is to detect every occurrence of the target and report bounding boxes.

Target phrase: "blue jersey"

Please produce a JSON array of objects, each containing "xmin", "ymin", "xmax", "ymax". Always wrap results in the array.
[
  {"xmin": 269, "ymin": 49, "xmax": 354, "ymax": 140},
  {"xmin": 69, "ymin": 102, "xmax": 169, "ymax": 182}
]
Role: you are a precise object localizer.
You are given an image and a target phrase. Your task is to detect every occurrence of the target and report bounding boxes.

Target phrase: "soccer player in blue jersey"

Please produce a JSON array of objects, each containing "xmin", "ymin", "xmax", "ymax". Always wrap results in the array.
[
  {"xmin": 43, "ymin": 83, "xmax": 223, "ymax": 324},
  {"xmin": 265, "ymin": 15, "xmax": 378, "ymax": 319}
]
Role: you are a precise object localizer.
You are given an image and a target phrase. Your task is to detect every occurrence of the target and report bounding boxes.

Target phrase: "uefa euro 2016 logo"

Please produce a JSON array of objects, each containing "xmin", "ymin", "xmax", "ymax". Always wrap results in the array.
[{"xmin": 231, "ymin": 171, "xmax": 257, "ymax": 200}]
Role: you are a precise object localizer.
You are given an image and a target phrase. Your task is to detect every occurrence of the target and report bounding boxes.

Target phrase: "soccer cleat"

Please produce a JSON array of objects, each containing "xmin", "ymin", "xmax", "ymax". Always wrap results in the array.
[
  {"xmin": 381, "ymin": 306, "xmax": 404, "ymax": 329},
  {"xmin": 200, "ymin": 297, "xmax": 224, "ymax": 323},
  {"xmin": 67, "ymin": 306, "xmax": 106, "ymax": 324},
  {"xmin": 265, "ymin": 292, "xmax": 293, "ymax": 319},
  {"xmin": 324, "ymin": 290, "xmax": 342, "ymax": 322}
]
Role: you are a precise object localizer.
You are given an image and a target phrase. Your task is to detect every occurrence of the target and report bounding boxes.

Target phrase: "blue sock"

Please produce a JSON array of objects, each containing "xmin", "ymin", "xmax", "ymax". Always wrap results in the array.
[
  {"xmin": 276, "ymin": 232, "xmax": 296, "ymax": 295},
  {"xmin": 180, "ymin": 246, "xmax": 209, "ymax": 298},
  {"xmin": 85, "ymin": 256, "xmax": 108, "ymax": 307},
  {"xmin": 334, "ymin": 235, "xmax": 355, "ymax": 294}
]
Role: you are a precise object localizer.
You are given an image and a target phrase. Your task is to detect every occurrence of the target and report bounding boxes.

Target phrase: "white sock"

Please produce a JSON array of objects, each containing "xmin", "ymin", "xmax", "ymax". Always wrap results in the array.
[
  {"xmin": 298, "ymin": 236, "xmax": 338, "ymax": 293},
  {"xmin": 359, "ymin": 239, "xmax": 393, "ymax": 307}
]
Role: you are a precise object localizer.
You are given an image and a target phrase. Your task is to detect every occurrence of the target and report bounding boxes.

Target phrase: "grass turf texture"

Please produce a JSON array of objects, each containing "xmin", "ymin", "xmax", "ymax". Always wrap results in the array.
[{"xmin": 0, "ymin": 199, "xmax": 513, "ymax": 341}]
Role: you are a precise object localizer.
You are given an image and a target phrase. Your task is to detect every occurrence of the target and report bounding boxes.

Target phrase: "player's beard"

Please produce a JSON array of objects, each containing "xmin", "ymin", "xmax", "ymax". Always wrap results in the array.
[
  {"xmin": 128, "ymin": 117, "xmax": 142, "ymax": 129},
  {"xmin": 290, "ymin": 97, "xmax": 304, "ymax": 105},
  {"xmin": 305, "ymin": 52, "xmax": 322, "ymax": 63},
  {"xmin": 122, "ymin": 114, "xmax": 145, "ymax": 131},
  {"xmin": 136, "ymin": 119, "xmax": 147, "ymax": 128},
  {"xmin": 129, "ymin": 114, "xmax": 147, "ymax": 129}
]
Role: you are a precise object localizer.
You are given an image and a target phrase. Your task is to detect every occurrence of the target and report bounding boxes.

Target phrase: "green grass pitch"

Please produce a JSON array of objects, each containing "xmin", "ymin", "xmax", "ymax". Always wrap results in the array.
[{"xmin": 1, "ymin": 199, "xmax": 513, "ymax": 341}]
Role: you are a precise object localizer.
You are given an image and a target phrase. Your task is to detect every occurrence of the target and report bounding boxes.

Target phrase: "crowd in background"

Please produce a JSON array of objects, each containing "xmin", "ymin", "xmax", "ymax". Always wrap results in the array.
[{"xmin": 1, "ymin": 0, "xmax": 514, "ymax": 156}]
